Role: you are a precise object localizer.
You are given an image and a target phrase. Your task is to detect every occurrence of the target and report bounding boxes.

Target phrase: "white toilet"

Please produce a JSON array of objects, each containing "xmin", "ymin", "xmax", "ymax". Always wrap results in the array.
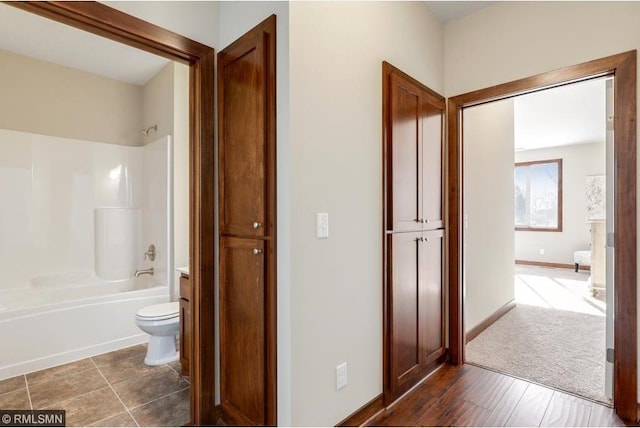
[{"xmin": 135, "ymin": 301, "xmax": 180, "ymax": 365}]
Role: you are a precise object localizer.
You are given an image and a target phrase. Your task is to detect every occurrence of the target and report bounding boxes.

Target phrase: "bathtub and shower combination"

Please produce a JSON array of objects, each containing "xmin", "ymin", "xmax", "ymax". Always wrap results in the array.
[{"xmin": 0, "ymin": 130, "xmax": 175, "ymax": 380}]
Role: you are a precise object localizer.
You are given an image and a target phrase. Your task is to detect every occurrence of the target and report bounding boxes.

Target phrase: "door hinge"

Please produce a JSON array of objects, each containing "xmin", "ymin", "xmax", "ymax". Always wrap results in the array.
[
  {"xmin": 607, "ymin": 348, "xmax": 614, "ymax": 364},
  {"xmin": 607, "ymin": 232, "xmax": 615, "ymax": 248}
]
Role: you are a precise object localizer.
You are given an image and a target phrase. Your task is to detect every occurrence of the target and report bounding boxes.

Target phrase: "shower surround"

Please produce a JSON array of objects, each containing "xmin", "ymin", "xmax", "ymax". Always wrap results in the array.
[{"xmin": 0, "ymin": 128, "xmax": 173, "ymax": 379}]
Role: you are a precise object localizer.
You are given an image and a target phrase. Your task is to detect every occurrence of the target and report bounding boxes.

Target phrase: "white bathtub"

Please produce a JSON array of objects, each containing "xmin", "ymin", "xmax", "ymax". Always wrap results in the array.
[{"xmin": 0, "ymin": 274, "xmax": 169, "ymax": 380}]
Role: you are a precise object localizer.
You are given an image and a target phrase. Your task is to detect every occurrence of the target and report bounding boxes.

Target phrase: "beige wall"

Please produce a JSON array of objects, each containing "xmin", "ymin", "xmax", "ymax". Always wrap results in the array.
[
  {"xmin": 464, "ymin": 99, "xmax": 516, "ymax": 331},
  {"xmin": 0, "ymin": 48, "xmax": 143, "ymax": 146},
  {"xmin": 142, "ymin": 63, "xmax": 174, "ymax": 146},
  {"xmin": 445, "ymin": 2, "xmax": 640, "ymax": 96},
  {"xmin": 104, "ymin": 1, "xmax": 219, "ymax": 49},
  {"xmin": 173, "ymin": 63, "xmax": 190, "ymax": 277},
  {"xmin": 515, "ymin": 143, "xmax": 605, "ymax": 265},
  {"xmin": 142, "ymin": 62, "xmax": 190, "ymax": 297},
  {"xmin": 444, "ymin": 0, "xmax": 640, "ymax": 396},
  {"xmin": 289, "ymin": 2, "xmax": 443, "ymax": 425}
]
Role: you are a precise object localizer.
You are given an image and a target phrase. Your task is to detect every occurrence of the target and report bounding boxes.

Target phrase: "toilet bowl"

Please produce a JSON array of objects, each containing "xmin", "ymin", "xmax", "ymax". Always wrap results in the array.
[{"xmin": 135, "ymin": 301, "xmax": 180, "ymax": 365}]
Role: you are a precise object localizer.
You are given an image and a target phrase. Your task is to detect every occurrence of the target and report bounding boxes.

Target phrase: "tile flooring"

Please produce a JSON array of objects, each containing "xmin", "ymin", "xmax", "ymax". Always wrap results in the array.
[{"xmin": 0, "ymin": 345, "xmax": 190, "ymax": 427}]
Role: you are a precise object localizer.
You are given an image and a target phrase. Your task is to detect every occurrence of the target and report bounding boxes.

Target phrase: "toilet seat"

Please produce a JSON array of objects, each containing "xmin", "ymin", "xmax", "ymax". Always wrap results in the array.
[{"xmin": 136, "ymin": 302, "xmax": 179, "ymax": 321}]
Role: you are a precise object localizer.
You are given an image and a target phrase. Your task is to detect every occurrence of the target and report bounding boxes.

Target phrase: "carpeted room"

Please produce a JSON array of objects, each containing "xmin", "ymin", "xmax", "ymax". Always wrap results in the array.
[{"xmin": 463, "ymin": 78, "xmax": 610, "ymax": 404}]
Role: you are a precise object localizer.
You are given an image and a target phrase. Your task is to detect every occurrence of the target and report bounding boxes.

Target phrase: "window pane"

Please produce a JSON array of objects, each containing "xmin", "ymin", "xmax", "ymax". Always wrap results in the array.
[
  {"xmin": 514, "ymin": 166, "xmax": 528, "ymax": 226},
  {"xmin": 528, "ymin": 163, "xmax": 558, "ymax": 228}
]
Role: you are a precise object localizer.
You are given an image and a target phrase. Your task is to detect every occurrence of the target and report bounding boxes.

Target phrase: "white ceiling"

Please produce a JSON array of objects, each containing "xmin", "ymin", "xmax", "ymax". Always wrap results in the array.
[
  {"xmin": 514, "ymin": 78, "xmax": 607, "ymax": 151},
  {"xmin": 423, "ymin": 1, "xmax": 496, "ymax": 22},
  {"xmin": 0, "ymin": 3, "xmax": 170, "ymax": 86}
]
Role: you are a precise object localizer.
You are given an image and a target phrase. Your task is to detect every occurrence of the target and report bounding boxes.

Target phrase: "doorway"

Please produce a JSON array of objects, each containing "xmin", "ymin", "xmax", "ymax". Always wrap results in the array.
[
  {"xmin": 7, "ymin": 2, "xmax": 217, "ymax": 425},
  {"xmin": 448, "ymin": 51, "xmax": 637, "ymax": 422},
  {"xmin": 462, "ymin": 77, "xmax": 612, "ymax": 404}
]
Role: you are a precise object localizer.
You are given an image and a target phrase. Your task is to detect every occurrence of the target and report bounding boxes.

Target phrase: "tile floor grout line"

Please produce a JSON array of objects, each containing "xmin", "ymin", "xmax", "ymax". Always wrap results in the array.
[
  {"xmin": 24, "ymin": 375, "xmax": 33, "ymax": 410},
  {"xmin": 166, "ymin": 362, "xmax": 181, "ymax": 377},
  {"xmin": 91, "ymin": 348, "xmax": 147, "ymax": 368},
  {"xmin": 127, "ymin": 386, "xmax": 191, "ymax": 412},
  {"xmin": 28, "ymin": 365, "xmax": 113, "ymax": 410},
  {"xmin": 26, "ymin": 364, "xmax": 99, "ymax": 388},
  {"xmin": 87, "ymin": 412, "xmax": 128, "ymax": 427},
  {"xmin": 91, "ymin": 358, "xmax": 140, "ymax": 428}
]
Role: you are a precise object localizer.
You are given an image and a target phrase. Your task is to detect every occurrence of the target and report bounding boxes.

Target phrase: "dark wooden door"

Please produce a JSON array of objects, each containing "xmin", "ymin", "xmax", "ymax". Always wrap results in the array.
[
  {"xmin": 420, "ymin": 230, "xmax": 445, "ymax": 363},
  {"xmin": 389, "ymin": 232, "xmax": 422, "ymax": 393},
  {"xmin": 383, "ymin": 61, "xmax": 446, "ymax": 405},
  {"xmin": 219, "ymin": 24, "xmax": 273, "ymax": 239},
  {"xmin": 220, "ymin": 237, "xmax": 266, "ymax": 426},
  {"xmin": 421, "ymin": 97, "xmax": 444, "ymax": 230},
  {"xmin": 388, "ymin": 74, "xmax": 422, "ymax": 232},
  {"xmin": 217, "ymin": 15, "xmax": 277, "ymax": 426}
]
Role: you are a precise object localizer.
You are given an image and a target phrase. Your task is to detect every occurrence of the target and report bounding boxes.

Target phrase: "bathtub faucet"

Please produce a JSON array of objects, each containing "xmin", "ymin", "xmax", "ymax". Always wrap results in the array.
[{"xmin": 134, "ymin": 267, "xmax": 154, "ymax": 277}]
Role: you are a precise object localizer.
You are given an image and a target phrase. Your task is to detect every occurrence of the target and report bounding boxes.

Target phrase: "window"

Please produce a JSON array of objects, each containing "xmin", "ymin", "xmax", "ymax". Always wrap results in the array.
[{"xmin": 514, "ymin": 159, "xmax": 562, "ymax": 231}]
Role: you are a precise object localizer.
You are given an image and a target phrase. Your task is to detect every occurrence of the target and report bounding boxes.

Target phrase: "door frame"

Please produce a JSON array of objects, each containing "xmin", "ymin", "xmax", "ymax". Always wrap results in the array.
[
  {"xmin": 6, "ymin": 2, "xmax": 217, "ymax": 425},
  {"xmin": 447, "ymin": 51, "xmax": 637, "ymax": 422}
]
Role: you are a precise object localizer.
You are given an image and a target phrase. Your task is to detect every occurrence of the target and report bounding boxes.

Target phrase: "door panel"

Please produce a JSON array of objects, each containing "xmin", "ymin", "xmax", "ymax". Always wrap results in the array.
[
  {"xmin": 219, "ymin": 37, "xmax": 266, "ymax": 238},
  {"xmin": 390, "ymin": 232, "xmax": 422, "ymax": 388},
  {"xmin": 420, "ymin": 230, "xmax": 445, "ymax": 362},
  {"xmin": 217, "ymin": 15, "xmax": 277, "ymax": 426},
  {"xmin": 220, "ymin": 237, "xmax": 265, "ymax": 426},
  {"xmin": 389, "ymin": 74, "xmax": 422, "ymax": 232},
  {"xmin": 421, "ymin": 100, "xmax": 444, "ymax": 229}
]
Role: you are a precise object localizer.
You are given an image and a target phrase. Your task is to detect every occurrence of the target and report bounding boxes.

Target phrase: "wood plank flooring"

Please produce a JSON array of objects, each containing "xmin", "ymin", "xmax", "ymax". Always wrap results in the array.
[{"xmin": 368, "ymin": 364, "xmax": 625, "ymax": 427}]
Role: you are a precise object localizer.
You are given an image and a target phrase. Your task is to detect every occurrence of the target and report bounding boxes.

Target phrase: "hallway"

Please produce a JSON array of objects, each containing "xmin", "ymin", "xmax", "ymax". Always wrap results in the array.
[{"xmin": 369, "ymin": 364, "xmax": 622, "ymax": 427}]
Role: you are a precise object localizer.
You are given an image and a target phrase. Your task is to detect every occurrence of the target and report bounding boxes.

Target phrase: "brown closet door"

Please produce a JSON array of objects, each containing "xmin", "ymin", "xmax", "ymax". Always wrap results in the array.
[
  {"xmin": 218, "ymin": 15, "xmax": 277, "ymax": 426},
  {"xmin": 389, "ymin": 232, "xmax": 422, "ymax": 393},
  {"xmin": 219, "ymin": 29, "xmax": 267, "ymax": 238},
  {"xmin": 383, "ymin": 62, "xmax": 446, "ymax": 405},
  {"xmin": 220, "ymin": 237, "xmax": 265, "ymax": 426},
  {"xmin": 420, "ymin": 230, "xmax": 445, "ymax": 363},
  {"xmin": 387, "ymin": 74, "xmax": 423, "ymax": 232},
  {"xmin": 421, "ymin": 98, "xmax": 444, "ymax": 230}
]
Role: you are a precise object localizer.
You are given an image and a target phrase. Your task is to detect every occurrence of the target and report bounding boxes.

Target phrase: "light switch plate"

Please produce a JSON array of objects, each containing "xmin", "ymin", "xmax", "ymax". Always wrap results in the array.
[
  {"xmin": 336, "ymin": 362, "xmax": 347, "ymax": 390},
  {"xmin": 317, "ymin": 213, "xmax": 329, "ymax": 239}
]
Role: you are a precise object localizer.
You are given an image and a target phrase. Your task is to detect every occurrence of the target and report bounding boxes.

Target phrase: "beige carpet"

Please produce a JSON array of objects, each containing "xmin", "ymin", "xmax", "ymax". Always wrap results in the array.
[{"xmin": 466, "ymin": 303, "xmax": 608, "ymax": 403}]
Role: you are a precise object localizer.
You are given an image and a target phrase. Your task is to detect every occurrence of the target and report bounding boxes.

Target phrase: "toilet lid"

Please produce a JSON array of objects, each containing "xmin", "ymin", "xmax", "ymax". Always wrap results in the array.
[{"xmin": 136, "ymin": 302, "xmax": 179, "ymax": 320}]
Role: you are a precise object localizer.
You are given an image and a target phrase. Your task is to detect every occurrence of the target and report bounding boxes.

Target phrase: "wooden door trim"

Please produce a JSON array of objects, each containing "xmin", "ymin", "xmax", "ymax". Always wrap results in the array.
[
  {"xmin": 6, "ymin": 2, "xmax": 217, "ymax": 425},
  {"xmin": 447, "ymin": 50, "xmax": 637, "ymax": 422}
]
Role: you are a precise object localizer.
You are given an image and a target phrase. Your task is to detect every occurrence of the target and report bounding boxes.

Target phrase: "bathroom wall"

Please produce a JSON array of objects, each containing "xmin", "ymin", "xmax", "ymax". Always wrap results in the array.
[
  {"xmin": 142, "ymin": 62, "xmax": 190, "ymax": 297},
  {"xmin": 0, "ymin": 48, "xmax": 143, "ymax": 146},
  {"xmin": 140, "ymin": 136, "xmax": 173, "ymax": 290},
  {"xmin": 0, "ymin": 129, "xmax": 171, "ymax": 304},
  {"xmin": 173, "ymin": 63, "xmax": 190, "ymax": 285}
]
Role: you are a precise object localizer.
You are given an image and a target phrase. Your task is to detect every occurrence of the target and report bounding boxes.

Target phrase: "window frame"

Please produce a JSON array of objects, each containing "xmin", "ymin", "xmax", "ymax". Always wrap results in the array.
[{"xmin": 514, "ymin": 158, "xmax": 563, "ymax": 232}]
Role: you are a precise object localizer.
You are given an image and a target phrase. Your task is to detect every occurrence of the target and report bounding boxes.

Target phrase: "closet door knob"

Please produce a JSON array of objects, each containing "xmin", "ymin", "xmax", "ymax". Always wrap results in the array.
[
  {"xmin": 253, "ymin": 248, "xmax": 263, "ymax": 255},
  {"xmin": 253, "ymin": 222, "xmax": 262, "ymax": 229}
]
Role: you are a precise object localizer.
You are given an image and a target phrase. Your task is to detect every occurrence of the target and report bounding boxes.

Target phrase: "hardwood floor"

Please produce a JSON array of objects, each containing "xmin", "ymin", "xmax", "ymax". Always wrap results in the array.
[{"xmin": 368, "ymin": 364, "xmax": 625, "ymax": 427}]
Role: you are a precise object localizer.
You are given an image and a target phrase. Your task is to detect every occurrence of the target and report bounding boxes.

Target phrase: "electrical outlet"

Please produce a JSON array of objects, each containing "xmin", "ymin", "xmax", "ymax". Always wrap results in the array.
[
  {"xmin": 540, "ymin": 249, "xmax": 545, "ymax": 255},
  {"xmin": 336, "ymin": 362, "xmax": 347, "ymax": 390}
]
